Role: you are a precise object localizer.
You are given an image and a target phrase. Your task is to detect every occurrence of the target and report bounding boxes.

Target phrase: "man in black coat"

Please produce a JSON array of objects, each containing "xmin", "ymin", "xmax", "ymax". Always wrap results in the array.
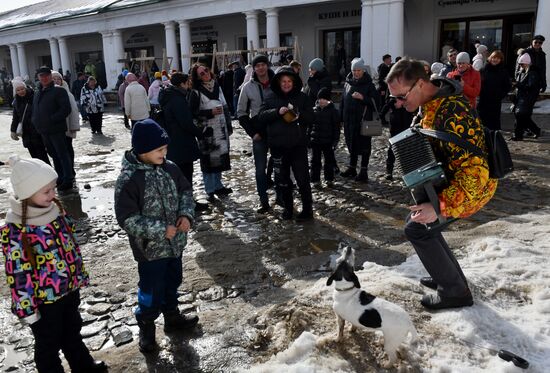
[
  {"xmin": 232, "ymin": 62, "xmax": 246, "ymax": 117},
  {"xmin": 32, "ymin": 66, "xmax": 73, "ymax": 191},
  {"xmin": 71, "ymin": 72, "xmax": 88, "ymax": 121},
  {"xmin": 524, "ymin": 35, "xmax": 547, "ymax": 92},
  {"xmin": 377, "ymin": 54, "xmax": 392, "ymax": 110}
]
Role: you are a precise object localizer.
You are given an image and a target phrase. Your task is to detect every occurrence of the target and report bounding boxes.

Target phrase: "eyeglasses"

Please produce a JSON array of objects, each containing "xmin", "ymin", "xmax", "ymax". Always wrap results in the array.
[
  {"xmin": 390, "ymin": 79, "xmax": 419, "ymax": 101},
  {"xmin": 198, "ymin": 68, "xmax": 209, "ymax": 77},
  {"xmin": 534, "ymin": 41, "xmax": 543, "ymax": 45}
]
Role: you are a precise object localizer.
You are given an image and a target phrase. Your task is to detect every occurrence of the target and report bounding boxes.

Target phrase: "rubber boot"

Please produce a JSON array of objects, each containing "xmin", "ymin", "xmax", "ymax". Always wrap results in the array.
[{"xmin": 137, "ymin": 320, "xmax": 156, "ymax": 353}]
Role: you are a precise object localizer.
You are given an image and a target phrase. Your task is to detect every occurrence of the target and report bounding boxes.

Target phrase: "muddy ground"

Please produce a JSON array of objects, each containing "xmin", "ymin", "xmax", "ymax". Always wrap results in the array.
[{"xmin": 0, "ymin": 107, "xmax": 548, "ymax": 372}]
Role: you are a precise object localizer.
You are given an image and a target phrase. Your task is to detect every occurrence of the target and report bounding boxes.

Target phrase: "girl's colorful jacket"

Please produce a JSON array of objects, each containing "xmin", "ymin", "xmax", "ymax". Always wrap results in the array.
[
  {"xmin": 421, "ymin": 77, "xmax": 498, "ymax": 219},
  {"xmin": 114, "ymin": 150, "xmax": 195, "ymax": 262},
  {"xmin": 0, "ymin": 199, "xmax": 89, "ymax": 324}
]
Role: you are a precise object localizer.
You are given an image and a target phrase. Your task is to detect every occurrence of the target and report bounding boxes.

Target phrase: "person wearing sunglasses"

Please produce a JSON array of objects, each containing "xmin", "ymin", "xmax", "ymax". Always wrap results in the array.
[
  {"xmin": 523, "ymin": 35, "xmax": 546, "ymax": 93},
  {"xmin": 387, "ymin": 58, "xmax": 497, "ymax": 310},
  {"xmin": 447, "ymin": 52, "xmax": 481, "ymax": 109}
]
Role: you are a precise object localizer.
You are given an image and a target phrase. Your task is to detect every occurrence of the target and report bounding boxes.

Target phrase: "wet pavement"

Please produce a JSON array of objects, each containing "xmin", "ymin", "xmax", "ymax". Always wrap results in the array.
[{"xmin": 0, "ymin": 106, "xmax": 549, "ymax": 372}]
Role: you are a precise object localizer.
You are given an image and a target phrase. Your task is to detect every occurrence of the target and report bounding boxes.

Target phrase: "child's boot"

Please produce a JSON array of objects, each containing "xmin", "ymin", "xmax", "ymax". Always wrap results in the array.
[
  {"xmin": 137, "ymin": 319, "xmax": 156, "ymax": 353},
  {"xmin": 163, "ymin": 310, "xmax": 199, "ymax": 333}
]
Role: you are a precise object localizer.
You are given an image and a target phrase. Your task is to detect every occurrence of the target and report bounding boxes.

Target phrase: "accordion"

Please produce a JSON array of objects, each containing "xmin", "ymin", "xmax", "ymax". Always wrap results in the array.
[{"xmin": 389, "ymin": 127, "xmax": 448, "ymax": 225}]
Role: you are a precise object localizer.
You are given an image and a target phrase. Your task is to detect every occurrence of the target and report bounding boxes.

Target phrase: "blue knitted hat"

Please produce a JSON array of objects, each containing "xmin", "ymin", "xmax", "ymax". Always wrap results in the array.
[
  {"xmin": 131, "ymin": 119, "xmax": 170, "ymax": 154},
  {"xmin": 308, "ymin": 58, "xmax": 325, "ymax": 71}
]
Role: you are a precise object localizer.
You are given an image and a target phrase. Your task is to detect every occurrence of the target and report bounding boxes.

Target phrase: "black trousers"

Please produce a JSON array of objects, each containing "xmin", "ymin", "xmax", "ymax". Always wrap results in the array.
[
  {"xmin": 271, "ymin": 145, "xmax": 312, "ymax": 211},
  {"xmin": 404, "ymin": 214, "xmax": 469, "ymax": 297},
  {"xmin": 176, "ymin": 161, "xmax": 194, "ymax": 188},
  {"xmin": 30, "ymin": 290, "xmax": 95, "ymax": 373},
  {"xmin": 349, "ymin": 137, "xmax": 372, "ymax": 171},
  {"xmin": 514, "ymin": 112, "xmax": 541, "ymax": 138},
  {"xmin": 88, "ymin": 112, "xmax": 103, "ymax": 133},
  {"xmin": 310, "ymin": 143, "xmax": 336, "ymax": 182},
  {"xmin": 26, "ymin": 140, "xmax": 51, "ymax": 166}
]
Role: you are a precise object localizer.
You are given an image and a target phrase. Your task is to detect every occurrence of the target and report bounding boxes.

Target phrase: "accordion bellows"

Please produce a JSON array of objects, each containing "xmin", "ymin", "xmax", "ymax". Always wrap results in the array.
[{"xmin": 390, "ymin": 128, "xmax": 437, "ymax": 176}]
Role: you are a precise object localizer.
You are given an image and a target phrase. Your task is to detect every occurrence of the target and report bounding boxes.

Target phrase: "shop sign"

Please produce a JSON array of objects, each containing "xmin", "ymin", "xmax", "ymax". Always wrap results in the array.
[
  {"xmin": 127, "ymin": 33, "xmax": 149, "ymax": 45},
  {"xmin": 318, "ymin": 9, "xmax": 361, "ymax": 20},
  {"xmin": 438, "ymin": 0, "xmax": 498, "ymax": 7},
  {"xmin": 191, "ymin": 25, "xmax": 218, "ymax": 38}
]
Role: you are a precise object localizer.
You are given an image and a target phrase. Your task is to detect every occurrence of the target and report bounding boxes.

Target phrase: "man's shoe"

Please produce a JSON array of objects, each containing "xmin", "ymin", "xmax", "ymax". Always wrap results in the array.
[
  {"xmin": 194, "ymin": 201, "xmax": 209, "ymax": 212},
  {"xmin": 340, "ymin": 167, "xmax": 357, "ymax": 178},
  {"xmin": 420, "ymin": 277, "xmax": 438, "ymax": 290},
  {"xmin": 163, "ymin": 311, "xmax": 199, "ymax": 333},
  {"xmin": 256, "ymin": 202, "xmax": 271, "ymax": 214},
  {"xmin": 82, "ymin": 360, "xmax": 108, "ymax": 373},
  {"xmin": 214, "ymin": 186, "xmax": 233, "ymax": 196},
  {"xmin": 295, "ymin": 209, "xmax": 313, "ymax": 222},
  {"xmin": 137, "ymin": 320, "xmax": 156, "ymax": 353},
  {"xmin": 421, "ymin": 292, "xmax": 473, "ymax": 310}
]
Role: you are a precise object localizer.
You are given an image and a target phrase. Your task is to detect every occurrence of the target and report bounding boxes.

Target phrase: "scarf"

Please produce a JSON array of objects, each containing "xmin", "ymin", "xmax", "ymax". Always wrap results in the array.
[
  {"xmin": 202, "ymin": 79, "xmax": 216, "ymax": 93},
  {"xmin": 5, "ymin": 196, "xmax": 61, "ymax": 226}
]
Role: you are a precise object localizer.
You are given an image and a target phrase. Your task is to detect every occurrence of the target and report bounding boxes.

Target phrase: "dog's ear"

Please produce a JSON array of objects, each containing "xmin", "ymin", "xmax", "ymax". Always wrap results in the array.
[
  {"xmin": 351, "ymin": 272, "xmax": 361, "ymax": 288},
  {"xmin": 326, "ymin": 273, "xmax": 334, "ymax": 286}
]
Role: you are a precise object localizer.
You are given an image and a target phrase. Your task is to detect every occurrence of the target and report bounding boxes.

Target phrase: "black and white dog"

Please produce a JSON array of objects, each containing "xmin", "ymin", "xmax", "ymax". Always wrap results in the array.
[{"xmin": 326, "ymin": 247, "xmax": 417, "ymax": 368}]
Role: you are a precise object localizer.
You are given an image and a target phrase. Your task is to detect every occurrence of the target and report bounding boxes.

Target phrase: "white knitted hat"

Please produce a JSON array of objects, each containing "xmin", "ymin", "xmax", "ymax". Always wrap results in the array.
[
  {"xmin": 456, "ymin": 52, "xmax": 470, "ymax": 64},
  {"xmin": 8, "ymin": 155, "xmax": 58, "ymax": 200},
  {"xmin": 518, "ymin": 53, "xmax": 531, "ymax": 65}
]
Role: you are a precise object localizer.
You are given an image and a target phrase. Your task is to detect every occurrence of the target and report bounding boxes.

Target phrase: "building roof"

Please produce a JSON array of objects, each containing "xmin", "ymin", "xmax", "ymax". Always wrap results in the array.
[{"xmin": 0, "ymin": 0, "xmax": 165, "ymax": 31}]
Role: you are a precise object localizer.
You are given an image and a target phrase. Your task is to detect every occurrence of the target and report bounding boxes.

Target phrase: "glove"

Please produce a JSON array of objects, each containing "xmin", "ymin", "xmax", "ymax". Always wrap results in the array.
[
  {"xmin": 10, "ymin": 132, "xmax": 19, "ymax": 141},
  {"xmin": 202, "ymin": 126, "xmax": 213, "ymax": 137}
]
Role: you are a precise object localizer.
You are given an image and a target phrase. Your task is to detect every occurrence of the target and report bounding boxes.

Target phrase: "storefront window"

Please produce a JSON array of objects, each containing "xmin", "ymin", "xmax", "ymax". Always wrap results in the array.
[
  {"xmin": 469, "ymin": 19, "xmax": 503, "ymax": 56},
  {"xmin": 323, "ymin": 28, "xmax": 360, "ymax": 82},
  {"xmin": 440, "ymin": 21, "xmax": 466, "ymax": 62}
]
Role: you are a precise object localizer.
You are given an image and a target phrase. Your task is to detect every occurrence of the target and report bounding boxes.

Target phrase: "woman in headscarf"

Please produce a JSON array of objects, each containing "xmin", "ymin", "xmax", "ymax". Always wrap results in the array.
[{"xmin": 188, "ymin": 63, "xmax": 233, "ymax": 200}]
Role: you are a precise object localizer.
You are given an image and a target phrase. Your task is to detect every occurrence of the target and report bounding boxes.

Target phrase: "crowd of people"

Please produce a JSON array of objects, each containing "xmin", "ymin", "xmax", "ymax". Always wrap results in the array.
[{"xmin": 1, "ymin": 33, "xmax": 547, "ymax": 371}]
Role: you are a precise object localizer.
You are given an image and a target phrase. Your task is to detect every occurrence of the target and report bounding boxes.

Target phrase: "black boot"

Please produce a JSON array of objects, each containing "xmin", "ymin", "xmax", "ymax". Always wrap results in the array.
[
  {"xmin": 355, "ymin": 169, "xmax": 369, "ymax": 183},
  {"xmin": 163, "ymin": 310, "xmax": 199, "ymax": 333},
  {"xmin": 256, "ymin": 201, "xmax": 271, "ymax": 214},
  {"xmin": 340, "ymin": 167, "xmax": 357, "ymax": 178},
  {"xmin": 137, "ymin": 320, "xmax": 156, "ymax": 353},
  {"xmin": 81, "ymin": 360, "xmax": 109, "ymax": 373},
  {"xmin": 296, "ymin": 201, "xmax": 313, "ymax": 222}
]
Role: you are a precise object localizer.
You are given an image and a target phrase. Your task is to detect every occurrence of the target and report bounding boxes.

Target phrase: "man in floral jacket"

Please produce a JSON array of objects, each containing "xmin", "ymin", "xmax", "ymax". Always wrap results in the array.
[{"xmin": 387, "ymin": 58, "xmax": 497, "ymax": 310}]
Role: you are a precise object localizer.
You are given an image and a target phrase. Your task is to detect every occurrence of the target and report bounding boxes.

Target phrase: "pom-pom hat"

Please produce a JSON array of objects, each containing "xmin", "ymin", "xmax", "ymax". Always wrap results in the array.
[{"xmin": 8, "ymin": 155, "xmax": 58, "ymax": 200}]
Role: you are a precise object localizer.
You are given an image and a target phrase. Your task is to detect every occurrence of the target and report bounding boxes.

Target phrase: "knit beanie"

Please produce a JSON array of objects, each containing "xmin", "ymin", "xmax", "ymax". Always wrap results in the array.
[
  {"xmin": 456, "ymin": 52, "xmax": 470, "ymax": 64},
  {"xmin": 122, "ymin": 69, "xmax": 129, "ymax": 77},
  {"xmin": 170, "ymin": 72, "xmax": 188, "ymax": 87},
  {"xmin": 518, "ymin": 53, "xmax": 531, "ymax": 65},
  {"xmin": 308, "ymin": 58, "xmax": 325, "ymax": 71},
  {"xmin": 252, "ymin": 54, "xmax": 269, "ymax": 67},
  {"xmin": 8, "ymin": 155, "xmax": 58, "ymax": 200},
  {"xmin": 131, "ymin": 119, "xmax": 170, "ymax": 155},
  {"xmin": 126, "ymin": 73, "xmax": 138, "ymax": 83},
  {"xmin": 351, "ymin": 57, "xmax": 367, "ymax": 71},
  {"xmin": 154, "ymin": 71, "xmax": 162, "ymax": 79},
  {"xmin": 317, "ymin": 87, "xmax": 331, "ymax": 100},
  {"xmin": 51, "ymin": 70, "xmax": 63, "ymax": 80}
]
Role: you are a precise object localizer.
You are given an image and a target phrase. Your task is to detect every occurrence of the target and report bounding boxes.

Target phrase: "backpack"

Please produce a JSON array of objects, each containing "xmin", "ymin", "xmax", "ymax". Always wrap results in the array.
[{"xmin": 418, "ymin": 127, "xmax": 513, "ymax": 179}]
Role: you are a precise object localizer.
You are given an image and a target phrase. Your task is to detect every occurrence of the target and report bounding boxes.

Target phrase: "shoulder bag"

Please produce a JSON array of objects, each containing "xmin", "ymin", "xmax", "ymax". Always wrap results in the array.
[
  {"xmin": 16, "ymin": 103, "xmax": 29, "ymax": 136},
  {"xmin": 360, "ymin": 98, "xmax": 383, "ymax": 137}
]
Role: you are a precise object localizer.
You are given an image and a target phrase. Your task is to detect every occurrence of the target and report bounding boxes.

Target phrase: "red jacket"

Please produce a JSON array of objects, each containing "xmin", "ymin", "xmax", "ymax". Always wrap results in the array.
[{"xmin": 447, "ymin": 67, "xmax": 481, "ymax": 108}]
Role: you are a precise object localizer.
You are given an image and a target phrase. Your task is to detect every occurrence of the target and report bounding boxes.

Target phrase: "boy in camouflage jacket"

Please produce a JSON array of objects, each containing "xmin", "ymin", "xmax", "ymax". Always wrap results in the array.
[{"xmin": 115, "ymin": 119, "xmax": 199, "ymax": 353}]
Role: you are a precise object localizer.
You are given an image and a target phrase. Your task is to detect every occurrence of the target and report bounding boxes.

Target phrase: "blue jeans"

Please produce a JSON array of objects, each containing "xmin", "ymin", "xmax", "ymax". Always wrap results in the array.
[
  {"xmin": 41, "ymin": 131, "xmax": 75, "ymax": 186},
  {"xmin": 253, "ymin": 139, "xmax": 269, "ymax": 204},
  {"xmin": 135, "ymin": 256, "xmax": 182, "ymax": 322},
  {"xmin": 203, "ymin": 172, "xmax": 223, "ymax": 194}
]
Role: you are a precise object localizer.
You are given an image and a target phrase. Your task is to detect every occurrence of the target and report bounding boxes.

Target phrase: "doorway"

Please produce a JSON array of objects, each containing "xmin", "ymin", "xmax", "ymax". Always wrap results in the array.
[{"xmin": 323, "ymin": 27, "xmax": 360, "ymax": 83}]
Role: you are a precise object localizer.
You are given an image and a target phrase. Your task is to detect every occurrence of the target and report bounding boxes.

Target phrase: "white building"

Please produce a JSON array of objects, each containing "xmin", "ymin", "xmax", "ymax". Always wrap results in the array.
[{"xmin": 0, "ymin": 0, "xmax": 548, "ymax": 90}]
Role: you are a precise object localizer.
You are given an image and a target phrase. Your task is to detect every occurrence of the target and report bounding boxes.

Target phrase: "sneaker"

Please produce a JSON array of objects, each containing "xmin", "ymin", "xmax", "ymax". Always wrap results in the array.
[
  {"xmin": 340, "ymin": 167, "xmax": 357, "ymax": 178},
  {"xmin": 420, "ymin": 292, "xmax": 473, "ymax": 310},
  {"xmin": 419, "ymin": 277, "xmax": 437, "ymax": 290},
  {"xmin": 214, "ymin": 186, "xmax": 233, "ymax": 196}
]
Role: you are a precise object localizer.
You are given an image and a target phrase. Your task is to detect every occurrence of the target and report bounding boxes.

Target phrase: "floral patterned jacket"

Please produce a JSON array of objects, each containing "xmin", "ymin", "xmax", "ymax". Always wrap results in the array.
[
  {"xmin": 1, "ymin": 212, "xmax": 89, "ymax": 323},
  {"xmin": 421, "ymin": 78, "xmax": 498, "ymax": 219}
]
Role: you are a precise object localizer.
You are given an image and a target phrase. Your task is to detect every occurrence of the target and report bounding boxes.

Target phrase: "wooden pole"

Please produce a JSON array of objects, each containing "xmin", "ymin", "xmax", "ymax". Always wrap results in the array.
[{"xmin": 211, "ymin": 44, "xmax": 217, "ymax": 71}]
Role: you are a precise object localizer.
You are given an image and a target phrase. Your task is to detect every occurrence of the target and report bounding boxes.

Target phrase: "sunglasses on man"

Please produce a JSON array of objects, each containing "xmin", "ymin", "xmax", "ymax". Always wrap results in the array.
[{"xmin": 390, "ymin": 79, "xmax": 419, "ymax": 101}]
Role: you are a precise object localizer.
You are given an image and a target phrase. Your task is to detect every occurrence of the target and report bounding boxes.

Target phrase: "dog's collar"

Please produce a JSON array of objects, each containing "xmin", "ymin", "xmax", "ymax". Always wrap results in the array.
[{"xmin": 335, "ymin": 285, "xmax": 356, "ymax": 292}]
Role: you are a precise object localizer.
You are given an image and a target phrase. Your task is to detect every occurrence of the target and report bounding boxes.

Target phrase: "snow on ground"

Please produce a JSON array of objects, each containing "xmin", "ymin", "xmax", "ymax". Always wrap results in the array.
[{"xmin": 244, "ymin": 209, "xmax": 550, "ymax": 373}]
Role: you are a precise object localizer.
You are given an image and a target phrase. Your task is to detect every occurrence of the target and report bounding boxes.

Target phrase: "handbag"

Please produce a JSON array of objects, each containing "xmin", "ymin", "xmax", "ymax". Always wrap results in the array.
[
  {"xmin": 360, "ymin": 98, "xmax": 383, "ymax": 137},
  {"xmin": 16, "ymin": 103, "xmax": 28, "ymax": 136}
]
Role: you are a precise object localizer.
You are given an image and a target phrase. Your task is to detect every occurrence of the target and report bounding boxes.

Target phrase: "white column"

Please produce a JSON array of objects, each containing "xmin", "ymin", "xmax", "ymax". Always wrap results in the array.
[
  {"xmin": 16, "ymin": 43, "xmax": 28, "ymax": 78},
  {"xmin": 535, "ymin": 0, "xmax": 550, "ymax": 91},
  {"xmin": 112, "ymin": 30, "xmax": 125, "ymax": 77},
  {"xmin": 101, "ymin": 31, "xmax": 118, "ymax": 90},
  {"xmin": 245, "ymin": 10, "xmax": 260, "ymax": 61},
  {"xmin": 265, "ymin": 8, "xmax": 280, "ymax": 50},
  {"xmin": 58, "ymin": 37, "xmax": 71, "ymax": 75},
  {"xmin": 360, "ymin": 0, "xmax": 373, "ymax": 73},
  {"xmin": 48, "ymin": 38, "xmax": 61, "ymax": 72},
  {"xmin": 388, "ymin": 0, "xmax": 404, "ymax": 64},
  {"xmin": 9, "ymin": 44, "xmax": 20, "ymax": 77},
  {"xmin": 164, "ymin": 21, "xmax": 180, "ymax": 71},
  {"xmin": 178, "ymin": 20, "xmax": 192, "ymax": 73}
]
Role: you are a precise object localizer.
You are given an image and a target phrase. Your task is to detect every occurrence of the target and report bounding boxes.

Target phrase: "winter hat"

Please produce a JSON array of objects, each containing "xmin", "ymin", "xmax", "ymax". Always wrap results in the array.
[
  {"xmin": 431, "ymin": 62, "xmax": 444, "ymax": 75},
  {"xmin": 51, "ymin": 70, "xmax": 63, "ymax": 80},
  {"xmin": 8, "ymin": 155, "xmax": 58, "ymax": 200},
  {"xmin": 131, "ymin": 119, "xmax": 170, "ymax": 155},
  {"xmin": 252, "ymin": 54, "xmax": 269, "ymax": 67},
  {"xmin": 518, "ymin": 53, "xmax": 531, "ymax": 65},
  {"xmin": 170, "ymin": 72, "xmax": 189, "ymax": 87},
  {"xmin": 456, "ymin": 52, "xmax": 470, "ymax": 64},
  {"xmin": 154, "ymin": 71, "xmax": 162, "ymax": 79},
  {"xmin": 36, "ymin": 66, "xmax": 52, "ymax": 75},
  {"xmin": 317, "ymin": 87, "xmax": 331, "ymax": 101},
  {"xmin": 533, "ymin": 35, "xmax": 545, "ymax": 42},
  {"xmin": 122, "ymin": 69, "xmax": 129, "ymax": 77},
  {"xmin": 11, "ymin": 79, "xmax": 26, "ymax": 95},
  {"xmin": 125, "ymin": 73, "xmax": 138, "ymax": 83},
  {"xmin": 308, "ymin": 58, "xmax": 325, "ymax": 71},
  {"xmin": 476, "ymin": 45, "xmax": 488, "ymax": 54},
  {"xmin": 351, "ymin": 57, "xmax": 367, "ymax": 71}
]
